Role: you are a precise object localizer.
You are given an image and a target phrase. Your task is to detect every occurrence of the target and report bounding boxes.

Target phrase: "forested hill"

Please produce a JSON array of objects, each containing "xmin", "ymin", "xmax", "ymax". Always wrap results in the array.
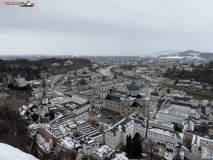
[{"xmin": 0, "ymin": 58, "xmax": 92, "ymax": 81}]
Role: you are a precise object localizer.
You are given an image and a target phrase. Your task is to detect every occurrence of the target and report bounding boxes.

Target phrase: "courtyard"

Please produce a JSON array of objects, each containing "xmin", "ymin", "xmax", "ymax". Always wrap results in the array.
[{"xmin": 88, "ymin": 109, "xmax": 123, "ymax": 126}]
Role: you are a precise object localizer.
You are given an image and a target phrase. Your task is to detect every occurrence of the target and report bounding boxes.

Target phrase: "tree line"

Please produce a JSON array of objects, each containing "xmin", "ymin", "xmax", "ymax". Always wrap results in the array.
[{"xmin": 0, "ymin": 57, "xmax": 93, "ymax": 82}]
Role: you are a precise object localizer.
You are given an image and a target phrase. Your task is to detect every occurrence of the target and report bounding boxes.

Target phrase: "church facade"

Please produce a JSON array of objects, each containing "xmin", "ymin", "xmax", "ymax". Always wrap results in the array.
[{"xmin": 92, "ymin": 76, "xmax": 151, "ymax": 118}]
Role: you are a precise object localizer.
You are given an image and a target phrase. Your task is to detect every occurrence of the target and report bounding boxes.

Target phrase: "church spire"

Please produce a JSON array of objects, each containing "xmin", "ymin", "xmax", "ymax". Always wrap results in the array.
[
  {"xmin": 114, "ymin": 74, "xmax": 117, "ymax": 79},
  {"xmin": 42, "ymin": 89, "xmax": 48, "ymax": 99},
  {"xmin": 102, "ymin": 75, "xmax": 106, "ymax": 81},
  {"xmin": 42, "ymin": 78, "xmax": 46, "ymax": 88}
]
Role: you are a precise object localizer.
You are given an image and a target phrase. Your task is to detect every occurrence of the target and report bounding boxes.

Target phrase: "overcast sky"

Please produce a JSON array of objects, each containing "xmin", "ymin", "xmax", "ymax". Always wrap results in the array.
[{"xmin": 1, "ymin": 0, "xmax": 213, "ymax": 56}]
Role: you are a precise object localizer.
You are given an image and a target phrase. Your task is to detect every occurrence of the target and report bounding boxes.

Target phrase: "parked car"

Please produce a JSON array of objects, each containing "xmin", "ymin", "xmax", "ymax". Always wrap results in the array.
[{"xmin": 108, "ymin": 116, "xmax": 112, "ymax": 119}]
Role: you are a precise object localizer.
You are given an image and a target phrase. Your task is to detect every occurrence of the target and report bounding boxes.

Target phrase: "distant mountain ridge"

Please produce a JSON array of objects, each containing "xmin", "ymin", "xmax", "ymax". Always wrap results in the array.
[
  {"xmin": 149, "ymin": 50, "xmax": 179, "ymax": 57},
  {"xmin": 156, "ymin": 50, "xmax": 213, "ymax": 59}
]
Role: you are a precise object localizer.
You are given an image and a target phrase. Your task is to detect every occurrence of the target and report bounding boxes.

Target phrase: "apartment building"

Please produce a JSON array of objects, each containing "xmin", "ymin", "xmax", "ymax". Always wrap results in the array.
[
  {"xmin": 148, "ymin": 119, "xmax": 174, "ymax": 131},
  {"xmin": 76, "ymin": 120, "xmax": 103, "ymax": 144},
  {"xmin": 156, "ymin": 101, "xmax": 202, "ymax": 127},
  {"xmin": 147, "ymin": 126, "xmax": 184, "ymax": 146},
  {"xmin": 104, "ymin": 113, "xmax": 148, "ymax": 150},
  {"xmin": 190, "ymin": 131, "xmax": 213, "ymax": 160}
]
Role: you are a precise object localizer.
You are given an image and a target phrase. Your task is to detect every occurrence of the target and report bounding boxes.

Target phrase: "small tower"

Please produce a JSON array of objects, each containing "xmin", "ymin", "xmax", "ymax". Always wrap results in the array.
[
  {"xmin": 113, "ymin": 74, "xmax": 118, "ymax": 88},
  {"xmin": 82, "ymin": 70, "xmax": 87, "ymax": 78},
  {"xmin": 42, "ymin": 78, "xmax": 46, "ymax": 88},
  {"xmin": 42, "ymin": 78, "xmax": 48, "ymax": 105},
  {"xmin": 74, "ymin": 70, "xmax": 78, "ymax": 89},
  {"xmin": 100, "ymin": 75, "xmax": 108, "ymax": 99},
  {"xmin": 113, "ymin": 74, "xmax": 117, "ymax": 82},
  {"xmin": 42, "ymin": 89, "xmax": 48, "ymax": 105}
]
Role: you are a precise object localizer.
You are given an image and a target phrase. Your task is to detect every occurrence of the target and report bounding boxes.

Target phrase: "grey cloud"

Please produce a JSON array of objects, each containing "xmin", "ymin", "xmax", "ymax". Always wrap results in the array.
[{"xmin": 1, "ymin": 0, "xmax": 213, "ymax": 56}]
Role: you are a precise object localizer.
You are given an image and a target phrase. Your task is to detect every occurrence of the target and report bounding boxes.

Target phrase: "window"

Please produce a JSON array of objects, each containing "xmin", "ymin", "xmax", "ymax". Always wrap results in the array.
[{"xmin": 133, "ymin": 109, "xmax": 135, "ymax": 111}]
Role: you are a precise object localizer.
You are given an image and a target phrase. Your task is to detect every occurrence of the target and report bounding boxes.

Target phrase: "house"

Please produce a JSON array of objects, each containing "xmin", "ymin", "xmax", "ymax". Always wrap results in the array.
[
  {"xmin": 191, "ymin": 132, "xmax": 213, "ymax": 160},
  {"xmin": 147, "ymin": 126, "xmax": 184, "ymax": 146},
  {"xmin": 91, "ymin": 145, "xmax": 115, "ymax": 160}
]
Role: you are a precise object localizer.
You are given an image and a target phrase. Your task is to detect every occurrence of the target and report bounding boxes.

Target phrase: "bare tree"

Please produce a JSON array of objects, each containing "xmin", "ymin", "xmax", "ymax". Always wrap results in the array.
[
  {"xmin": 90, "ymin": 119, "xmax": 97, "ymax": 126},
  {"xmin": 145, "ymin": 141, "xmax": 155, "ymax": 160}
]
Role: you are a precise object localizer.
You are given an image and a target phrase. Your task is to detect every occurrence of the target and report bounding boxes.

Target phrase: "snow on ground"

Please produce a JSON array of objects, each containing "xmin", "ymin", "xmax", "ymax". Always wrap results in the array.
[
  {"xmin": 112, "ymin": 152, "xmax": 128, "ymax": 160},
  {"xmin": 0, "ymin": 92, "xmax": 8, "ymax": 99},
  {"xmin": 164, "ymin": 151, "xmax": 175, "ymax": 160},
  {"xmin": 0, "ymin": 143, "xmax": 38, "ymax": 160}
]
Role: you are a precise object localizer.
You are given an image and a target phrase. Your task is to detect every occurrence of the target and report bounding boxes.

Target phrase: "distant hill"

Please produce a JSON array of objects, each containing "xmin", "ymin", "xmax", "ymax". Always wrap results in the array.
[
  {"xmin": 149, "ymin": 50, "xmax": 179, "ymax": 57},
  {"xmin": 158, "ymin": 50, "xmax": 213, "ymax": 59}
]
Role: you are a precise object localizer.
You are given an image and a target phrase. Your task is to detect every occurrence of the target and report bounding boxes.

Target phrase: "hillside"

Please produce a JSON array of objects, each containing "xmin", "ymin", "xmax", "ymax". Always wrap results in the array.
[
  {"xmin": 158, "ymin": 50, "xmax": 213, "ymax": 59},
  {"xmin": 149, "ymin": 50, "xmax": 179, "ymax": 57}
]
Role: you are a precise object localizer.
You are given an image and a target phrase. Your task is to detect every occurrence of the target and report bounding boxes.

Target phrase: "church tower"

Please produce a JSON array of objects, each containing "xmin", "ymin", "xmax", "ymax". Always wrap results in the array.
[
  {"xmin": 42, "ymin": 78, "xmax": 48, "ymax": 105},
  {"xmin": 113, "ymin": 74, "xmax": 118, "ymax": 88},
  {"xmin": 74, "ymin": 70, "xmax": 78, "ymax": 89},
  {"xmin": 100, "ymin": 75, "xmax": 108, "ymax": 99}
]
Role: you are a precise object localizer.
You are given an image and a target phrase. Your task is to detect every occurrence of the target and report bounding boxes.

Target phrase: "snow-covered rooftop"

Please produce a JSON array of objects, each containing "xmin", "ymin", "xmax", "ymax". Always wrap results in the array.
[
  {"xmin": 92, "ymin": 145, "xmax": 112, "ymax": 158},
  {"xmin": 148, "ymin": 126, "xmax": 184, "ymax": 139},
  {"xmin": 149, "ymin": 119, "xmax": 174, "ymax": 129}
]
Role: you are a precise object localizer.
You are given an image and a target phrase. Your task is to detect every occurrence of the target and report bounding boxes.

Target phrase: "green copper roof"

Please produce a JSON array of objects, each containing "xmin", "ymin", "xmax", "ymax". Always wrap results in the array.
[
  {"xmin": 42, "ymin": 89, "xmax": 48, "ymax": 99},
  {"xmin": 127, "ymin": 80, "xmax": 139, "ymax": 91},
  {"xmin": 42, "ymin": 78, "xmax": 46, "ymax": 88},
  {"xmin": 102, "ymin": 75, "xmax": 106, "ymax": 81},
  {"xmin": 114, "ymin": 74, "xmax": 117, "ymax": 79},
  {"xmin": 42, "ymin": 95, "xmax": 48, "ymax": 99}
]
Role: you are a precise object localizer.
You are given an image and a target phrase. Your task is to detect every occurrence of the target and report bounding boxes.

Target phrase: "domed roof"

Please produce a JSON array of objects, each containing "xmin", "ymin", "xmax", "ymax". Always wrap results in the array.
[
  {"xmin": 78, "ymin": 78, "xmax": 87, "ymax": 85},
  {"xmin": 127, "ymin": 81, "xmax": 139, "ymax": 91},
  {"xmin": 83, "ymin": 70, "xmax": 87, "ymax": 74}
]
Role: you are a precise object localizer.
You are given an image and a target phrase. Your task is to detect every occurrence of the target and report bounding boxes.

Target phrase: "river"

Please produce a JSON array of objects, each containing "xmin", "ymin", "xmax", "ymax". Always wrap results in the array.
[{"xmin": 98, "ymin": 66, "xmax": 113, "ymax": 76}]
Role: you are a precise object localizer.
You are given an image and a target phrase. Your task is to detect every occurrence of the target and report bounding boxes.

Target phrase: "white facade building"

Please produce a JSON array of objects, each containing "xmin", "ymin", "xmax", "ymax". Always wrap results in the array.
[
  {"xmin": 104, "ymin": 113, "xmax": 148, "ymax": 150},
  {"xmin": 147, "ymin": 126, "xmax": 184, "ymax": 146}
]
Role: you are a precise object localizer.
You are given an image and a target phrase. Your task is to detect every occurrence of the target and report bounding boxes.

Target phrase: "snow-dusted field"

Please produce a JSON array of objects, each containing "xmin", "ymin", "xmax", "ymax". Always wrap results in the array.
[
  {"xmin": 0, "ymin": 92, "xmax": 8, "ymax": 99},
  {"xmin": 0, "ymin": 143, "xmax": 38, "ymax": 160}
]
